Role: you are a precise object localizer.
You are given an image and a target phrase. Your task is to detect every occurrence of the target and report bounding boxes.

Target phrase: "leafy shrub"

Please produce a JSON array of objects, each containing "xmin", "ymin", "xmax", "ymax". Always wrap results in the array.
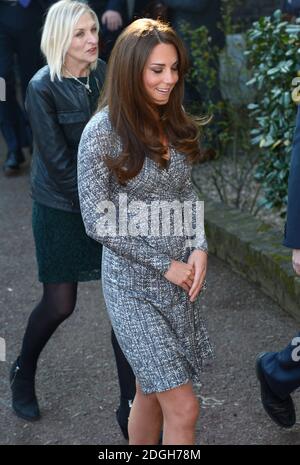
[
  {"xmin": 245, "ymin": 9, "xmax": 300, "ymax": 212},
  {"xmin": 179, "ymin": 4, "xmax": 258, "ymax": 214}
]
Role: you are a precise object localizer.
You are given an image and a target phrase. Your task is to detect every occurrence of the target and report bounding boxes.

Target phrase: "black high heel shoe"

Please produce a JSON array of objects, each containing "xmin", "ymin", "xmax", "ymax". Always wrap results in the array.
[
  {"xmin": 10, "ymin": 358, "xmax": 40, "ymax": 421},
  {"xmin": 116, "ymin": 398, "xmax": 133, "ymax": 440}
]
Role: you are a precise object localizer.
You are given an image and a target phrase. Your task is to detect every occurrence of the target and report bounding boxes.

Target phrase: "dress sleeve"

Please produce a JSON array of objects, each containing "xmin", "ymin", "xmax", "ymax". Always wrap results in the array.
[
  {"xmin": 181, "ymin": 169, "xmax": 208, "ymax": 252},
  {"xmin": 77, "ymin": 114, "xmax": 172, "ymax": 275}
]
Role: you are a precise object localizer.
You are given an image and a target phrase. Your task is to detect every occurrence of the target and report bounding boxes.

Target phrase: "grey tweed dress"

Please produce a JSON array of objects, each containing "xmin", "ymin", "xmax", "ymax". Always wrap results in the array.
[{"xmin": 78, "ymin": 107, "xmax": 213, "ymax": 394}]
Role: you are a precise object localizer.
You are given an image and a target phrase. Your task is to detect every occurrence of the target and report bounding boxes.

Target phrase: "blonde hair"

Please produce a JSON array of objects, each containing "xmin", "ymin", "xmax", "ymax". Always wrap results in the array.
[{"xmin": 41, "ymin": 0, "xmax": 99, "ymax": 81}]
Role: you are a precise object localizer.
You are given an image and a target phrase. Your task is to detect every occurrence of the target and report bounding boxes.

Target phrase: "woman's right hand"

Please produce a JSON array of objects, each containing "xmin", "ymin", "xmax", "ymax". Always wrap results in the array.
[{"xmin": 164, "ymin": 260, "xmax": 195, "ymax": 292}]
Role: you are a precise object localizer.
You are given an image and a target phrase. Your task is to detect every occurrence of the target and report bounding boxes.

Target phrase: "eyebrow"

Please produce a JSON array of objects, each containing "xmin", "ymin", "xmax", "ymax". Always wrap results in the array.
[
  {"xmin": 74, "ymin": 23, "xmax": 97, "ymax": 31},
  {"xmin": 150, "ymin": 61, "xmax": 178, "ymax": 66}
]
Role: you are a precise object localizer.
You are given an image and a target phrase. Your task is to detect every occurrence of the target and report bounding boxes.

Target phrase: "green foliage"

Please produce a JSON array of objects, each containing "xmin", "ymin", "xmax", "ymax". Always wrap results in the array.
[
  {"xmin": 180, "ymin": 5, "xmax": 259, "ymax": 215},
  {"xmin": 180, "ymin": 0, "xmax": 251, "ymax": 158},
  {"xmin": 245, "ymin": 9, "xmax": 300, "ymax": 211},
  {"xmin": 180, "ymin": 20, "xmax": 251, "ymax": 159}
]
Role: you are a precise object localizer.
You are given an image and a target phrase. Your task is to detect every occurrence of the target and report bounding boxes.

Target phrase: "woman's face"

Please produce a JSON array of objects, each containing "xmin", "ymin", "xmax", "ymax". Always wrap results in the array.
[
  {"xmin": 65, "ymin": 13, "xmax": 99, "ymax": 69},
  {"xmin": 143, "ymin": 43, "xmax": 179, "ymax": 106}
]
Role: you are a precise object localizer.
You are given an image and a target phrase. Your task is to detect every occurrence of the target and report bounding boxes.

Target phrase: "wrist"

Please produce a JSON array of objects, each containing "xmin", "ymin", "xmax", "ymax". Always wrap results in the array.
[{"xmin": 194, "ymin": 248, "xmax": 208, "ymax": 255}]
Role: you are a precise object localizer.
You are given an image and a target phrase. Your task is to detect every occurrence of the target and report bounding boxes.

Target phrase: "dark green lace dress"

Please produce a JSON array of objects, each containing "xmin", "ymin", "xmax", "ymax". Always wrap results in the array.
[{"xmin": 32, "ymin": 75, "xmax": 102, "ymax": 283}]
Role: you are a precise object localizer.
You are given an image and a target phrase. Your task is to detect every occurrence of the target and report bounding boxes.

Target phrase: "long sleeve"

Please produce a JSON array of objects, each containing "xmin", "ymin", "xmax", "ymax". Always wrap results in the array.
[
  {"xmin": 163, "ymin": 0, "xmax": 209, "ymax": 13},
  {"xmin": 182, "ymin": 172, "xmax": 208, "ymax": 252},
  {"xmin": 77, "ymin": 113, "xmax": 172, "ymax": 275},
  {"xmin": 25, "ymin": 80, "xmax": 77, "ymax": 200},
  {"xmin": 283, "ymin": 106, "xmax": 300, "ymax": 249},
  {"xmin": 105, "ymin": 0, "xmax": 126, "ymax": 12}
]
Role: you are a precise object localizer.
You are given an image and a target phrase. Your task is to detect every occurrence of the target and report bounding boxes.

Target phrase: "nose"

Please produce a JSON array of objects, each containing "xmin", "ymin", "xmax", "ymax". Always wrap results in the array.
[
  {"xmin": 87, "ymin": 32, "xmax": 98, "ymax": 45},
  {"xmin": 164, "ymin": 68, "xmax": 177, "ymax": 85}
]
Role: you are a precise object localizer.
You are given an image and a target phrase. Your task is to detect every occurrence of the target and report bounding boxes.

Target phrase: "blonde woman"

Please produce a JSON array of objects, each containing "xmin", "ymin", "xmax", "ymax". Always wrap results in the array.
[{"xmin": 10, "ymin": 1, "xmax": 135, "ymax": 435}]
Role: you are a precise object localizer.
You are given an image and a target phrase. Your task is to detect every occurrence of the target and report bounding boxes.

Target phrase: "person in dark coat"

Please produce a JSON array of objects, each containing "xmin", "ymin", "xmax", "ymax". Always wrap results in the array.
[
  {"xmin": 0, "ymin": 0, "xmax": 55, "ymax": 176},
  {"xmin": 101, "ymin": 0, "xmax": 168, "ymax": 25},
  {"xmin": 163, "ymin": 0, "xmax": 225, "ymax": 107},
  {"xmin": 256, "ymin": 107, "xmax": 300, "ymax": 429},
  {"xmin": 164, "ymin": 0, "xmax": 224, "ymax": 48},
  {"xmin": 281, "ymin": 0, "xmax": 300, "ymax": 17},
  {"xmin": 89, "ymin": 0, "xmax": 128, "ymax": 61}
]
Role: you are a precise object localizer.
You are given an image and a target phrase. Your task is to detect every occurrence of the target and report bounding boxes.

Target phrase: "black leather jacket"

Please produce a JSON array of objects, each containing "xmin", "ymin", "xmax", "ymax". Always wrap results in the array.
[{"xmin": 25, "ymin": 59, "xmax": 106, "ymax": 213}]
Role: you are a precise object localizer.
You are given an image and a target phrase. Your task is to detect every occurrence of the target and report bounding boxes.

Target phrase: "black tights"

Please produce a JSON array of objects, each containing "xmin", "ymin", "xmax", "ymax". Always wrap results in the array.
[{"xmin": 18, "ymin": 282, "xmax": 136, "ymax": 400}]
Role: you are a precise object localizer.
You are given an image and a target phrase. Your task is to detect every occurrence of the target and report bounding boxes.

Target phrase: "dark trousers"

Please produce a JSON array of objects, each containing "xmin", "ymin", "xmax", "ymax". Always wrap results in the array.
[
  {"xmin": 262, "ymin": 332, "xmax": 300, "ymax": 399},
  {"xmin": 99, "ymin": 25, "xmax": 123, "ymax": 63},
  {"xmin": 0, "ymin": 2, "xmax": 45, "ymax": 153}
]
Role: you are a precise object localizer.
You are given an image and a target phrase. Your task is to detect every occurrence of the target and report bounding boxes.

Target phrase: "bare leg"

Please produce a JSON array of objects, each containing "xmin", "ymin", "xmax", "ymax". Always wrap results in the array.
[
  {"xmin": 156, "ymin": 382, "xmax": 199, "ymax": 445},
  {"xmin": 128, "ymin": 382, "xmax": 163, "ymax": 445}
]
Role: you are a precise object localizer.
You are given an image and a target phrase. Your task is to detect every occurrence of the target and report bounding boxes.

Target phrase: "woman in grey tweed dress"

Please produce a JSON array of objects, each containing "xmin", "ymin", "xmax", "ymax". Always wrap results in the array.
[{"xmin": 78, "ymin": 18, "xmax": 212, "ymax": 444}]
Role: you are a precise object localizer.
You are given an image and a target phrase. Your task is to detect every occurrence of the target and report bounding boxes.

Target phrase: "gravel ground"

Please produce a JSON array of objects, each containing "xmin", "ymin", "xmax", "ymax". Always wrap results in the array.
[{"xmin": 1, "ymin": 153, "xmax": 300, "ymax": 445}]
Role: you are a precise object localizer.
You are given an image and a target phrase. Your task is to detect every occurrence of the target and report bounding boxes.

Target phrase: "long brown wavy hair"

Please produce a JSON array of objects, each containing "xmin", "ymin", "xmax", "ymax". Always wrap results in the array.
[{"xmin": 98, "ymin": 18, "xmax": 207, "ymax": 184}]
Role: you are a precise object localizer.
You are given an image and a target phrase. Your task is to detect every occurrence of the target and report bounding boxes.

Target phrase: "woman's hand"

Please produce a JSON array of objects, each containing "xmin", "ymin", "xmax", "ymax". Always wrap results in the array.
[
  {"xmin": 187, "ymin": 250, "xmax": 208, "ymax": 302},
  {"xmin": 164, "ymin": 260, "xmax": 195, "ymax": 293},
  {"xmin": 292, "ymin": 249, "xmax": 300, "ymax": 275}
]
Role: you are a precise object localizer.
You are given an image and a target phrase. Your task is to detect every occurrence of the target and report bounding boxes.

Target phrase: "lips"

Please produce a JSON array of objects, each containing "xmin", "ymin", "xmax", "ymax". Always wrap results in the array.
[
  {"xmin": 156, "ymin": 88, "xmax": 171, "ymax": 94},
  {"xmin": 87, "ymin": 47, "xmax": 97, "ymax": 53}
]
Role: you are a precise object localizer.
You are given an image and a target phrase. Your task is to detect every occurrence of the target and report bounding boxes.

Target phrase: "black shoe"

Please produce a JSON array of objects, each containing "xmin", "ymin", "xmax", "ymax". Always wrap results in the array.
[
  {"xmin": 16, "ymin": 149, "xmax": 25, "ymax": 164},
  {"xmin": 10, "ymin": 358, "xmax": 40, "ymax": 421},
  {"xmin": 256, "ymin": 352, "xmax": 296, "ymax": 428},
  {"xmin": 3, "ymin": 151, "xmax": 21, "ymax": 176},
  {"xmin": 116, "ymin": 398, "xmax": 132, "ymax": 440}
]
